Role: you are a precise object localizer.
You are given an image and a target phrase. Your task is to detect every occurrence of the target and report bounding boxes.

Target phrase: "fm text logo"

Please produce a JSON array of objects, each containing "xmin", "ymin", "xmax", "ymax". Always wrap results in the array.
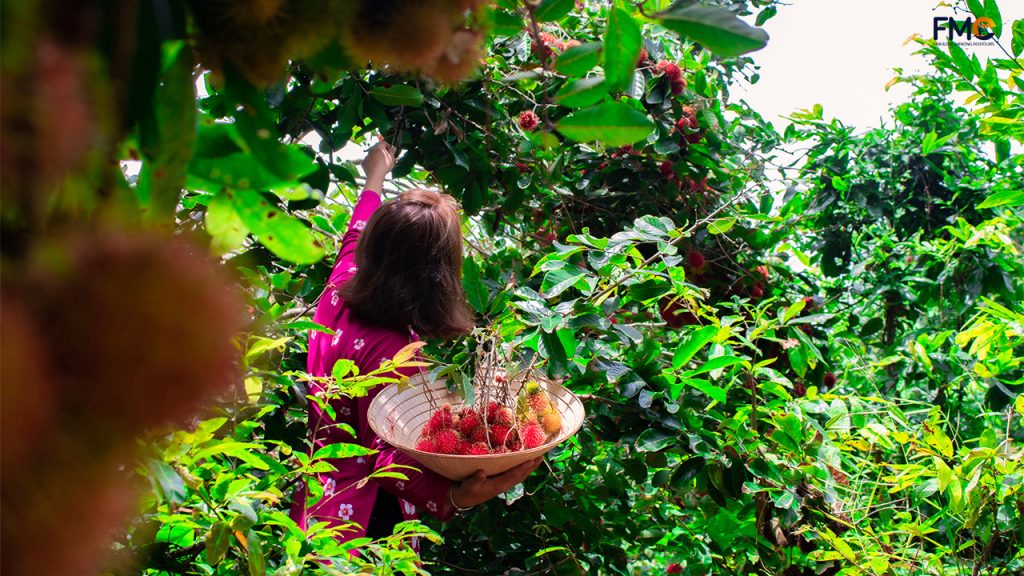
[{"xmin": 932, "ymin": 16, "xmax": 996, "ymax": 41}]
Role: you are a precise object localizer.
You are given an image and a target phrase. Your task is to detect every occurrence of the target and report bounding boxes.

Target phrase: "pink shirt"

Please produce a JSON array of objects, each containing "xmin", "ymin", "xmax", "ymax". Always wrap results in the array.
[{"xmin": 290, "ymin": 190, "xmax": 455, "ymax": 550}]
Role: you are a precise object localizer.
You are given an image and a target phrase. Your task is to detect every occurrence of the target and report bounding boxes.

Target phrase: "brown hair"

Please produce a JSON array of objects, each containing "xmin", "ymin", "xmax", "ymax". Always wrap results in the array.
[{"xmin": 340, "ymin": 188, "xmax": 474, "ymax": 340}]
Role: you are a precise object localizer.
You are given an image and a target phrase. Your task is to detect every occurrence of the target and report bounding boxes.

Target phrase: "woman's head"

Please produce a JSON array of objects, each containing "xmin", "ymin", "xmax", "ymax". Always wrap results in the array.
[{"xmin": 341, "ymin": 188, "xmax": 474, "ymax": 339}]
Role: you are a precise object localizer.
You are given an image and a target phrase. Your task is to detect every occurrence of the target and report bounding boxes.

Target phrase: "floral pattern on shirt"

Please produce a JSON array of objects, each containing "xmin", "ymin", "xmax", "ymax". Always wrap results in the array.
[{"xmin": 338, "ymin": 503, "xmax": 354, "ymax": 521}]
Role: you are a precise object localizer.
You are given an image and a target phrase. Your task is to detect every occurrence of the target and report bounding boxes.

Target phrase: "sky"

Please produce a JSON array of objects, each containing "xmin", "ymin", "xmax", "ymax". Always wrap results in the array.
[{"xmin": 736, "ymin": 0, "xmax": 1023, "ymax": 134}]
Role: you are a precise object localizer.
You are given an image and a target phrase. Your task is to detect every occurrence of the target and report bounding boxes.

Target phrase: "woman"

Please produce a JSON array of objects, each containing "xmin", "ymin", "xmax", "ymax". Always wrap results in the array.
[{"xmin": 291, "ymin": 141, "xmax": 540, "ymax": 553}]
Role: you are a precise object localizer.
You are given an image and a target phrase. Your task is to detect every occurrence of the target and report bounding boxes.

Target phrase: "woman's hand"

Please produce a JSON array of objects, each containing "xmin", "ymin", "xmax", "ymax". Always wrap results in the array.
[
  {"xmin": 450, "ymin": 458, "xmax": 542, "ymax": 509},
  {"xmin": 362, "ymin": 140, "xmax": 397, "ymax": 193}
]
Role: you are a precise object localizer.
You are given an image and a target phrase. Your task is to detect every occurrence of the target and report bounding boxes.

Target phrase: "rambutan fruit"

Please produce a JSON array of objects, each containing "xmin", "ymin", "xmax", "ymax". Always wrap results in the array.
[
  {"xmin": 687, "ymin": 250, "xmax": 705, "ymax": 269},
  {"xmin": 521, "ymin": 423, "xmax": 547, "ymax": 449},
  {"xmin": 541, "ymin": 409, "xmax": 562, "ymax": 435},
  {"xmin": 519, "ymin": 110, "xmax": 540, "ymax": 131},
  {"xmin": 655, "ymin": 60, "xmax": 682, "ymax": 81},
  {"xmin": 466, "ymin": 442, "xmax": 490, "ymax": 456},
  {"xmin": 670, "ymin": 77, "xmax": 686, "ymax": 95},
  {"xmin": 469, "ymin": 426, "xmax": 488, "ymax": 444},
  {"xmin": 667, "ymin": 563, "xmax": 683, "ymax": 574},
  {"xmin": 0, "ymin": 295, "xmax": 57, "ymax": 476},
  {"xmin": 218, "ymin": 0, "xmax": 287, "ymax": 28},
  {"xmin": 30, "ymin": 230, "xmax": 245, "ymax": 435},
  {"xmin": 458, "ymin": 407, "xmax": 482, "ymax": 436},
  {"xmin": 563, "ymin": 39, "xmax": 581, "ymax": 49},
  {"xmin": 524, "ymin": 380, "xmax": 541, "ymax": 395},
  {"xmin": 189, "ymin": 0, "xmax": 338, "ymax": 86},
  {"xmin": 659, "ymin": 297, "xmax": 698, "ymax": 329},
  {"xmin": 428, "ymin": 28, "xmax": 483, "ymax": 83},
  {"xmin": 637, "ymin": 47, "xmax": 649, "ymax": 66},
  {"xmin": 486, "ymin": 403, "xmax": 515, "ymax": 426},
  {"xmin": 415, "ymin": 437, "xmax": 437, "ymax": 452},
  {"xmin": 506, "ymin": 431, "xmax": 522, "ymax": 451},
  {"xmin": 822, "ymin": 372, "xmax": 837, "ymax": 388},
  {"xmin": 755, "ymin": 265, "xmax": 770, "ymax": 281},
  {"xmin": 342, "ymin": 0, "xmax": 454, "ymax": 71},
  {"xmin": 527, "ymin": 389, "xmax": 551, "ymax": 413},
  {"xmin": 433, "ymin": 429, "xmax": 460, "ymax": 454},
  {"xmin": 424, "ymin": 404, "xmax": 457, "ymax": 436},
  {"xmin": 674, "ymin": 117, "xmax": 693, "ymax": 133},
  {"xmin": 793, "ymin": 381, "xmax": 807, "ymax": 398},
  {"xmin": 750, "ymin": 282, "xmax": 765, "ymax": 299},
  {"xmin": 488, "ymin": 425, "xmax": 513, "ymax": 447},
  {"xmin": 659, "ymin": 160, "xmax": 675, "ymax": 178}
]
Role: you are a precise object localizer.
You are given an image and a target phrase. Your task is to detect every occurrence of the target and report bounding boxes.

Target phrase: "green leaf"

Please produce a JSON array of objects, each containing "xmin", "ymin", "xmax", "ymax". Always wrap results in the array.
[
  {"xmin": 948, "ymin": 41, "xmax": 974, "ymax": 81},
  {"xmin": 138, "ymin": 41, "xmax": 195, "ymax": 221},
  {"xmin": 369, "ymin": 85, "xmax": 424, "ymax": 107},
  {"xmin": 672, "ymin": 325, "xmax": 719, "ymax": 369},
  {"xmin": 554, "ymin": 42, "xmax": 602, "ymax": 76},
  {"xmin": 206, "ymin": 191, "xmax": 248, "ymax": 255},
  {"xmin": 535, "ymin": 0, "xmax": 574, "ymax": 22},
  {"xmin": 246, "ymin": 530, "xmax": 266, "ymax": 576},
  {"xmin": 542, "ymin": 266, "xmax": 586, "ymax": 298},
  {"xmin": 782, "ymin": 300, "xmax": 807, "ymax": 324},
  {"xmin": 687, "ymin": 355, "xmax": 744, "ymax": 377},
  {"xmin": 788, "ymin": 344, "xmax": 808, "ymax": 377},
  {"xmin": 312, "ymin": 443, "xmax": 378, "ymax": 461},
  {"xmin": 755, "ymin": 6, "xmax": 777, "ymax": 26},
  {"xmin": 707, "ymin": 218, "xmax": 735, "ymax": 234},
  {"xmin": 463, "ymin": 257, "xmax": 489, "ymax": 313},
  {"xmin": 555, "ymin": 77, "xmax": 608, "ymax": 108},
  {"xmin": 977, "ymin": 187, "xmax": 1024, "ymax": 209},
  {"xmin": 1012, "ymin": 19, "xmax": 1023, "ymax": 57},
  {"xmin": 229, "ymin": 190, "xmax": 325, "ymax": 264},
  {"xmin": 556, "ymin": 101, "xmax": 655, "ymax": 147},
  {"xmin": 205, "ymin": 521, "xmax": 232, "ymax": 566},
  {"xmin": 688, "ymin": 378, "xmax": 727, "ymax": 403},
  {"xmin": 658, "ymin": 5, "xmax": 769, "ymax": 58},
  {"xmin": 636, "ymin": 428, "xmax": 676, "ymax": 452},
  {"xmin": 603, "ymin": 8, "xmax": 642, "ymax": 92}
]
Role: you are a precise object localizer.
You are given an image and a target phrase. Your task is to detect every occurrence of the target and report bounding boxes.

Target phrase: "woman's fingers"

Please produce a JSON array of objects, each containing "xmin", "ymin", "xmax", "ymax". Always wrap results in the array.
[{"xmin": 488, "ymin": 458, "xmax": 541, "ymax": 492}]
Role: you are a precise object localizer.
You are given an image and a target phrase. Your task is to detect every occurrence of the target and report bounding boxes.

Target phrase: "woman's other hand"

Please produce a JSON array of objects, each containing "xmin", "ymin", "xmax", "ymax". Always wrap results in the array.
[
  {"xmin": 450, "ymin": 458, "xmax": 542, "ymax": 509},
  {"xmin": 362, "ymin": 140, "xmax": 397, "ymax": 193}
]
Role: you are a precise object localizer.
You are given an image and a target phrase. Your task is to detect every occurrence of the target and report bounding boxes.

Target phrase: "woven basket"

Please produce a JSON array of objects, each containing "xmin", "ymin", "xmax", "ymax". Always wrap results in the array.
[{"xmin": 367, "ymin": 372, "xmax": 585, "ymax": 481}]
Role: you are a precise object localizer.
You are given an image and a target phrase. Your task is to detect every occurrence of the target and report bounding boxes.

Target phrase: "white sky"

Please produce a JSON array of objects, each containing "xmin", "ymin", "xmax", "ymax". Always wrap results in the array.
[{"xmin": 737, "ymin": 0, "xmax": 1023, "ymax": 133}]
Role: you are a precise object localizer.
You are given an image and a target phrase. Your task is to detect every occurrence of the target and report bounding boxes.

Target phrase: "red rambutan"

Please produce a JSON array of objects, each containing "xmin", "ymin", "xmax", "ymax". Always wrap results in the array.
[
  {"xmin": 488, "ymin": 425, "xmax": 513, "ymax": 447},
  {"xmin": 466, "ymin": 442, "xmax": 490, "ymax": 455},
  {"xmin": 458, "ymin": 407, "xmax": 482, "ymax": 436},
  {"xmin": 519, "ymin": 110, "xmax": 540, "ymax": 131},
  {"xmin": 521, "ymin": 423, "xmax": 547, "ymax": 449},
  {"xmin": 687, "ymin": 250, "xmax": 705, "ymax": 269},
  {"xmin": 433, "ymin": 429, "xmax": 460, "ymax": 454},
  {"xmin": 670, "ymin": 77, "xmax": 686, "ymax": 95},
  {"xmin": 486, "ymin": 403, "xmax": 515, "ymax": 426},
  {"xmin": 755, "ymin": 265, "xmax": 769, "ymax": 281},
  {"xmin": 822, "ymin": 372, "xmax": 837, "ymax": 388},
  {"xmin": 659, "ymin": 160, "xmax": 675, "ymax": 178},
  {"xmin": 423, "ymin": 404, "xmax": 457, "ymax": 437},
  {"xmin": 655, "ymin": 60, "xmax": 682, "ymax": 81},
  {"xmin": 415, "ymin": 437, "xmax": 436, "ymax": 452}
]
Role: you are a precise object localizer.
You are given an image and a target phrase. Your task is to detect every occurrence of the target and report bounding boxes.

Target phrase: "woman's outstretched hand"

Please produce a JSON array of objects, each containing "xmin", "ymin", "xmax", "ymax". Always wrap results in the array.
[
  {"xmin": 362, "ymin": 140, "xmax": 397, "ymax": 193},
  {"xmin": 450, "ymin": 458, "xmax": 543, "ymax": 510}
]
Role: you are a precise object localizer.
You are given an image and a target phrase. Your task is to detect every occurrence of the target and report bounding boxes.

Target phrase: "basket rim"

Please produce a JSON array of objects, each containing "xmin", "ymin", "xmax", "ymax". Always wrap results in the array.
[{"xmin": 367, "ymin": 374, "xmax": 585, "ymax": 456}]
